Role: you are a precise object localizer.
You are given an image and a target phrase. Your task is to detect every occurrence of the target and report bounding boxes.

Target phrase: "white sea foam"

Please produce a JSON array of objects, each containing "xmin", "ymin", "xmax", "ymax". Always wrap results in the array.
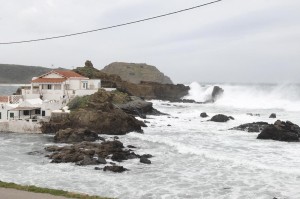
[
  {"xmin": 1, "ymin": 85, "xmax": 300, "ymax": 199},
  {"xmin": 185, "ymin": 82, "xmax": 300, "ymax": 111}
]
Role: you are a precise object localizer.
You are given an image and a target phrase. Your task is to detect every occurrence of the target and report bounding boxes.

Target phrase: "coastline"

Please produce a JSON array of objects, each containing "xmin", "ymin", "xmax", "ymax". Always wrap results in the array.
[{"xmin": 0, "ymin": 181, "xmax": 111, "ymax": 199}]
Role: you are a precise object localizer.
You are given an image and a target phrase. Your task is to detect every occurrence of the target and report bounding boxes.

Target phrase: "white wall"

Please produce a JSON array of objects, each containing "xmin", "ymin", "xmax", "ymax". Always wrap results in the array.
[{"xmin": 8, "ymin": 120, "xmax": 41, "ymax": 133}]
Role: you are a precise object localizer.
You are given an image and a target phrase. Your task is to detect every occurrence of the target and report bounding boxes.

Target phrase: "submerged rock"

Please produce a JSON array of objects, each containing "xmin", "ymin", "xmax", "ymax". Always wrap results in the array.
[
  {"xmin": 230, "ymin": 122, "xmax": 269, "ymax": 133},
  {"xmin": 103, "ymin": 165, "xmax": 128, "ymax": 173},
  {"xmin": 269, "ymin": 113, "xmax": 277, "ymax": 118},
  {"xmin": 257, "ymin": 120, "xmax": 300, "ymax": 142},
  {"xmin": 210, "ymin": 114, "xmax": 234, "ymax": 122}
]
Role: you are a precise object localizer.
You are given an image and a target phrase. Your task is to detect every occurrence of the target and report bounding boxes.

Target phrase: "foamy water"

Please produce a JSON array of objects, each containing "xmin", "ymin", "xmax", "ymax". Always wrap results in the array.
[{"xmin": 1, "ymin": 83, "xmax": 300, "ymax": 199}]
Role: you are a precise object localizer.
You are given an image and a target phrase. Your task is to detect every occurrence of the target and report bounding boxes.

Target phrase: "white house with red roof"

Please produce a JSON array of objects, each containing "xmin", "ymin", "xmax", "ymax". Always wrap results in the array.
[{"xmin": 22, "ymin": 70, "xmax": 101, "ymax": 101}]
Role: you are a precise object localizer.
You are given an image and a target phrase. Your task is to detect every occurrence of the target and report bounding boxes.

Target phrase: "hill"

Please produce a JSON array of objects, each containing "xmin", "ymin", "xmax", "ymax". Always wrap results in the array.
[
  {"xmin": 0, "ymin": 64, "xmax": 51, "ymax": 84},
  {"xmin": 101, "ymin": 62, "xmax": 173, "ymax": 84}
]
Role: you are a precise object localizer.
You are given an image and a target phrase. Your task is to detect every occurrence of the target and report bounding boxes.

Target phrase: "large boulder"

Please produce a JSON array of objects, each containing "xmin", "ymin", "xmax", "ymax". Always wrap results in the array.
[
  {"xmin": 210, "ymin": 114, "xmax": 234, "ymax": 122},
  {"xmin": 102, "ymin": 62, "xmax": 173, "ymax": 84},
  {"xmin": 54, "ymin": 128, "xmax": 99, "ymax": 143},
  {"xmin": 230, "ymin": 122, "xmax": 269, "ymax": 133},
  {"xmin": 257, "ymin": 120, "xmax": 300, "ymax": 142}
]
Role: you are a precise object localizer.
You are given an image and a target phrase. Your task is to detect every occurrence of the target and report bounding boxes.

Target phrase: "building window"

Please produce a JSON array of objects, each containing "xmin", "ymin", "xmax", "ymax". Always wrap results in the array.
[
  {"xmin": 24, "ymin": 110, "xmax": 30, "ymax": 116},
  {"xmin": 42, "ymin": 111, "xmax": 46, "ymax": 116},
  {"xmin": 47, "ymin": 84, "xmax": 52, "ymax": 90},
  {"xmin": 10, "ymin": 113, "xmax": 14, "ymax": 118},
  {"xmin": 0, "ymin": 112, "xmax": 1, "ymax": 119},
  {"xmin": 82, "ymin": 81, "xmax": 88, "ymax": 89},
  {"xmin": 35, "ymin": 109, "xmax": 41, "ymax": 114}
]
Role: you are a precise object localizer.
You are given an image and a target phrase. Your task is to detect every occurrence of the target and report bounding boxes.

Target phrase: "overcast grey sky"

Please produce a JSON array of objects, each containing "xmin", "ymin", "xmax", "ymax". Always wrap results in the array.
[{"xmin": 0, "ymin": 0, "xmax": 299, "ymax": 83}]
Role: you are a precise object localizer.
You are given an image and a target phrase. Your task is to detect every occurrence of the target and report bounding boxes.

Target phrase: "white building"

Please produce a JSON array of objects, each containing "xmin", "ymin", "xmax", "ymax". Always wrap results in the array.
[
  {"xmin": 22, "ymin": 70, "xmax": 101, "ymax": 101},
  {"xmin": 0, "ymin": 70, "xmax": 102, "ymax": 133}
]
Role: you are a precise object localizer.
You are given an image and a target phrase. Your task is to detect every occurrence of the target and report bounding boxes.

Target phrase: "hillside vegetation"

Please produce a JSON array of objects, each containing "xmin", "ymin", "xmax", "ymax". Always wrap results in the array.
[{"xmin": 0, "ymin": 64, "xmax": 51, "ymax": 83}]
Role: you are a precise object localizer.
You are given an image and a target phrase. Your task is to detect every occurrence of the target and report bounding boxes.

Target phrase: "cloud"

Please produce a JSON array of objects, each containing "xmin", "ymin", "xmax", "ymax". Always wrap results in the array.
[{"xmin": 0, "ymin": 0, "xmax": 300, "ymax": 83}]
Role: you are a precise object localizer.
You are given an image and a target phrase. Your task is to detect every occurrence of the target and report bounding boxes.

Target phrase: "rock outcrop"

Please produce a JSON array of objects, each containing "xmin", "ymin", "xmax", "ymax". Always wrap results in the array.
[
  {"xmin": 45, "ymin": 140, "xmax": 153, "ymax": 167},
  {"xmin": 74, "ymin": 63, "xmax": 189, "ymax": 101},
  {"xmin": 230, "ymin": 122, "xmax": 269, "ymax": 133},
  {"xmin": 41, "ymin": 89, "xmax": 146, "ymax": 135},
  {"xmin": 210, "ymin": 114, "xmax": 234, "ymax": 122},
  {"xmin": 204, "ymin": 86, "xmax": 224, "ymax": 103},
  {"xmin": 257, "ymin": 120, "xmax": 300, "ymax": 142},
  {"xmin": 269, "ymin": 113, "xmax": 277, "ymax": 118},
  {"xmin": 102, "ymin": 62, "xmax": 173, "ymax": 84}
]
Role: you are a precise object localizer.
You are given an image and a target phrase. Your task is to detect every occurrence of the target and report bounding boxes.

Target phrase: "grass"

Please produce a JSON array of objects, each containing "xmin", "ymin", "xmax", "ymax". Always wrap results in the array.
[{"xmin": 0, "ymin": 181, "xmax": 113, "ymax": 199}]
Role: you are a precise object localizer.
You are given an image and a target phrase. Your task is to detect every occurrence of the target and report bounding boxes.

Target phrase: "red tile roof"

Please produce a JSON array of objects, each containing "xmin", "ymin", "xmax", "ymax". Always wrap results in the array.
[
  {"xmin": 0, "ymin": 96, "xmax": 9, "ymax": 103},
  {"xmin": 32, "ymin": 78, "xmax": 67, "ymax": 83},
  {"xmin": 53, "ymin": 70, "xmax": 86, "ymax": 78}
]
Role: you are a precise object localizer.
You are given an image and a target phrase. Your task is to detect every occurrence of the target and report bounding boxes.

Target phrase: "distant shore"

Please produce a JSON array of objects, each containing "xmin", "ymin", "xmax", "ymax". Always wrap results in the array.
[{"xmin": 0, "ymin": 181, "xmax": 111, "ymax": 199}]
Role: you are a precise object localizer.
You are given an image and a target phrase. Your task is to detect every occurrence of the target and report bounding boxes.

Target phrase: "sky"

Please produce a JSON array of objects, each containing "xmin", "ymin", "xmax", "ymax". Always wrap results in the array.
[{"xmin": 0, "ymin": 0, "xmax": 300, "ymax": 84}]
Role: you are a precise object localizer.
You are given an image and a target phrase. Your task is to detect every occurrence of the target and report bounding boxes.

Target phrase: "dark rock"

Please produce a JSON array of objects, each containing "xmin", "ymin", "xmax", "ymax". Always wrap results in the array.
[
  {"xmin": 211, "ymin": 86, "xmax": 224, "ymax": 101},
  {"xmin": 103, "ymin": 165, "xmax": 128, "ymax": 173},
  {"xmin": 140, "ymin": 156, "xmax": 151, "ymax": 164},
  {"xmin": 257, "ymin": 120, "xmax": 300, "ymax": 142},
  {"xmin": 41, "ymin": 89, "xmax": 146, "ymax": 135},
  {"xmin": 230, "ymin": 122, "xmax": 269, "ymax": 133},
  {"xmin": 113, "ymin": 136, "xmax": 119, "ymax": 140},
  {"xmin": 76, "ymin": 155, "xmax": 99, "ymax": 166},
  {"xmin": 127, "ymin": 145, "xmax": 136, "ymax": 148},
  {"xmin": 111, "ymin": 152, "xmax": 128, "ymax": 162},
  {"xmin": 200, "ymin": 112, "xmax": 209, "ymax": 118},
  {"xmin": 167, "ymin": 124, "xmax": 171, "ymax": 126},
  {"xmin": 94, "ymin": 167, "xmax": 101, "ymax": 170},
  {"xmin": 54, "ymin": 128, "xmax": 99, "ymax": 143},
  {"xmin": 204, "ymin": 86, "xmax": 224, "ymax": 103},
  {"xmin": 210, "ymin": 114, "xmax": 234, "ymax": 122},
  {"xmin": 269, "ymin": 113, "xmax": 277, "ymax": 118},
  {"xmin": 45, "ymin": 140, "xmax": 149, "ymax": 168},
  {"xmin": 118, "ymin": 97, "xmax": 165, "ymax": 117},
  {"xmin": 85, "ymin": 60, "xmax": 94, "ymax": 68}
]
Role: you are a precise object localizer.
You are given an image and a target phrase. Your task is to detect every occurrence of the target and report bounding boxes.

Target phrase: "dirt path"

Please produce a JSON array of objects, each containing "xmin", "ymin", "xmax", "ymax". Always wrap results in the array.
[{"xmin": 0, "ymin": 187, "xmax": 74, "ymax": 199}]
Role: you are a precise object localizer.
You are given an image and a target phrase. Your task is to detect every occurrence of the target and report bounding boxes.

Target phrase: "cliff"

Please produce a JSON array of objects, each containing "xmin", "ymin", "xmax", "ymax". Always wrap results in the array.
[{"xmin": 102, "ymin": 62, "xmax": 173, "ymax": 84}]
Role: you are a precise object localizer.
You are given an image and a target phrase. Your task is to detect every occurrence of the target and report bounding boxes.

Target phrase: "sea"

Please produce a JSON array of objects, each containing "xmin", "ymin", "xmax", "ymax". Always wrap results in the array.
[{"xmin": 0, "ymin": 83, "xmax": 300, "ymax": 199}]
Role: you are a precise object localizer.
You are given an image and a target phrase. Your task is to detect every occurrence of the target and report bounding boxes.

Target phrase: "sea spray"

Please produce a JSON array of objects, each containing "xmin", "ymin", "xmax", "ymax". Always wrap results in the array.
[{"xmin": 184, "ymin": 82, "xmax": 300, "ymax": 111}]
